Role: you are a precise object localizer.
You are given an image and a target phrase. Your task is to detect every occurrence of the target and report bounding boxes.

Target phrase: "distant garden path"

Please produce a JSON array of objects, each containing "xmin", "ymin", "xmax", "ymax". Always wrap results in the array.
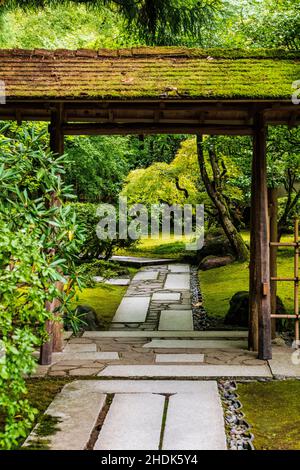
[{"xmin": 109, "ymin": 263, "xmax": 193, "ymax": 332}]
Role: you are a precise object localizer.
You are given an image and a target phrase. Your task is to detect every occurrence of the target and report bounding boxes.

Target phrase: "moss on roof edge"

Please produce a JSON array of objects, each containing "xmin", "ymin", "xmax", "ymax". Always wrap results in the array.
[{"xmin": 0, "ymin": 47, "xmax": 299, "ymax": 60}]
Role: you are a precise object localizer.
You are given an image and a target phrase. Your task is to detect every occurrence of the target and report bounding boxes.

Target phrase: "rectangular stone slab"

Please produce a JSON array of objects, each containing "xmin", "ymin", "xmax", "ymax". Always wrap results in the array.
[
  {"xmin": 156, "ymin": 354, "xmax": 204, "ymax": 363},
  {"xmin": 165, "ymin": 274, "xmax": 190, "ymax": 290},
  {"xmin": 268, "ymin": 349, "xmax": 300, "ymax": 377},
  {"xmin": 83, "ymin": 330, "xmax": 248, "ymax": 338},
  {"xmin": 98, "ymin": 364, "xmax": 272, "ymax": 378},
  {"xmin": 159, "ymin": 310, "xmax": 193, "ymax": 331},
  {"xmin": 23, "ymin": 384, "xmax": 106, "ymax": 450},
  {"xmin": 69, "ymin": 379, "xmax": 217, "ymax": 394},
  {"xmin": 133, "ymin": 271, "xmax": 159, "ymax": 281},
  {"xmin": 143, "ymin": 339, "xmax": 247, "ymax": 349},
  {"xmin": 163, "ymin": 388, "xmax": 227, "ymax": 450},
  {"xmin": 105, "ymin": 278, "xmax": 130, "ymax": 286},
  {"xmin": 168, "ymin": 264, "xmax": 190, "ymax": 273},
  {"xmin": 94, "ymin": 394, "xmax": 165, "ymax": 450},
  {"xmin": 52, "ymin": 351, "xmax": 119, "ymax": 361},
  {"xmin": 63, "ymin": 343, "xmax": 97, "ymax": 353},
  {"xmin": 152, "ymin": 292, "xmax": 181, "ymax": 301},
  {"xmin": 112, "ymin": 296, "xmax": 150, "ymax": 323}
]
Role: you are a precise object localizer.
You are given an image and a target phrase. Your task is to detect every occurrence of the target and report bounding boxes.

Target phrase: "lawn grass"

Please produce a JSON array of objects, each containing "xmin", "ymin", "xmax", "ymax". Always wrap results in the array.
[
  {"xmin": 238, "ymin": 380, "xmax": 300, "ymax": 450},
  {"xmin": 74, "ymin": 284, "xmax": 127, "ymax": 329},
  {"xmin": 117, "ymin": 234, "xmax": 192, "ymax": 259},
  {"xmin": 199, "ymin": 232, "xmax": 295, "ymax": 318}
]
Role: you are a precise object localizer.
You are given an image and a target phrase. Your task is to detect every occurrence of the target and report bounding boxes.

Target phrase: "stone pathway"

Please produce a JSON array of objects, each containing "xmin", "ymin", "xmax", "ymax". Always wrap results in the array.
[
  {"xmin": 110, "ymin": 263, "xmax": 193, "ymax": 331},
  {"xmin": 34, "ymin": 332, "xmax": 299, "ymax": 379},
  {"xmin": 24, "ymin": 380, "xmax": 227, "ymax": 450},
  {"xmin": 27, "ymin": 259, "xmax": 300, "ymax": 451},
  {"xmin": 34, "ymin": 331, "xmax": 268, "ymax": 378}
]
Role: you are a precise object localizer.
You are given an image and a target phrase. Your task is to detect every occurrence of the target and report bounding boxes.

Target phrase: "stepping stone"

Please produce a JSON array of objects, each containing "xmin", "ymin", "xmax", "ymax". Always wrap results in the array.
[
  {"xmin": 152, "ymin": 292, "xmax": 181, "ymax": 301},
  {"xmin": 53, "ymin": 352, "xmax": 119, "ymax": 361},
  {"xmin": 165, "ymin": 274, "xmax": 190, "ymax": 290},
  {"xmin": 268, "ymin": 348, "xmax": 300, "ymax": 377},
  {"xmin": 133, "ymin": 271, "xmax": 158, "ymax": 281},
  {"xmin": 83, "ymin": 330, "xmax": 248, "ymax": 338},
  {"xmin": 156, "ymin": 354, "xmax": 204, "ymax": 363},
  {"xmin": 93, "ymin": 276, "xmax": 130, "ymax": 285},
  {"xmin": 110, "ymin": 256, "xmax": 174, "ymax": 266},
  {"xmin": 63, "ymin": 331, "xmax": 73, "ymax": 340},
  {"xmin": 163, "ymin": 388, "xmax": 226, "ymax": 450},
  {"xmin": 168, "ymin": 264, "xmax": 190, "ymax": 273},
  {"xmin": 94, "ymin": 394, "xmax": 164, "ymax": 450},
  {"xmin": 112, "ymin": 296, "xmax": 150, "ymax": 323},
  {"xmin": 143, "ymin": 339, "xmax": 247, "ymax": 349},
  {"xmin": 69, "ymin": 379, "xmax": 217, "ymax": 394},
  {"xmin": 98, "ymin": 364, "xmax": 271, "ymax": 378},
  {"xmin": 24, "ymin": 383, "xmax": 106, "ymax": 450},
  {"xmin": 63, "ymin": 343, "xmax": 97, "ymax": 353},
  {"xmin": 159, "ymin": 310, "xmax": 193, "ymax": 331},
  {"xmin": 92, "ymin": 276, "xmax": 104, "ymax": 282},
  {"xmin": 105, "ymin": 278, "xmax": 130, "ymax": 286}
]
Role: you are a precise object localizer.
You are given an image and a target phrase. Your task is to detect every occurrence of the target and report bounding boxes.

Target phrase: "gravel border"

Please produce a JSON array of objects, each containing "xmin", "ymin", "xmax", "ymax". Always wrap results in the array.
[
  {"xmin": 190, "ymin": 266, "xmax": 217, "ymax": 330},
  {"xmin": 218, "ymin": 380, "xmax": 255, "ymax": 450}
]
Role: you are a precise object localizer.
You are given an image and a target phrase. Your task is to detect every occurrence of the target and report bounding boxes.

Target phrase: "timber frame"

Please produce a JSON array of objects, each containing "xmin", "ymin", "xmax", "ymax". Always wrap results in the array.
[{"xmin": 1, "ymin": 47, "xmax": 300, "ymax": 363}]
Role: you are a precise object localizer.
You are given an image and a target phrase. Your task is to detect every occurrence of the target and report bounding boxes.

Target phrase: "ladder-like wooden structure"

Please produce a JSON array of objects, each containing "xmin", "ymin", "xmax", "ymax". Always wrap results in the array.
[{"xmin": 270, "ymin": 219, "xmax": 299, "ymax": 344}]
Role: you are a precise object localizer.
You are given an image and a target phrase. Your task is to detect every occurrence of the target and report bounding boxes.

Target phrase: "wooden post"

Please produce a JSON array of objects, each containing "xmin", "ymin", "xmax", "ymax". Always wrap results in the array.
[
  {"xmin": 249, "ymin": 113, "xmax": 272, "ymax": 360},
  {"xmin": 268, "ymin": 188, "xmax": 278, "ymax": 339},
  {"xmin": 39, "ymin": 105, "xmax": 64, "ymax": 365}
]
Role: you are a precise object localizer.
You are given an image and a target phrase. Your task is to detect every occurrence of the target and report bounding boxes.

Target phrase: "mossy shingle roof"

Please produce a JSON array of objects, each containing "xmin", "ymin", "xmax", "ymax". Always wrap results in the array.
[{"xmin": 1, "ymin": 47, "xmax": 299, "ymax": 101}]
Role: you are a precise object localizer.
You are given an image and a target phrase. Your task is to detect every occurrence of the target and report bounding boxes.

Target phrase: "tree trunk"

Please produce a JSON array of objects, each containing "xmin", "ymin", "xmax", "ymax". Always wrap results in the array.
[{"xmin": 196, "ymin": 134, "xmax": 249, "ymax": 261}]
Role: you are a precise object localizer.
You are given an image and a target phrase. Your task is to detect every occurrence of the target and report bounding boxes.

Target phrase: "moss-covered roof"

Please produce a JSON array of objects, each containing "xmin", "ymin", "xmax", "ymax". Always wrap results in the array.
[{"xmin": 1, "ymin": 47, "xmax": 299, "ymax": 100}]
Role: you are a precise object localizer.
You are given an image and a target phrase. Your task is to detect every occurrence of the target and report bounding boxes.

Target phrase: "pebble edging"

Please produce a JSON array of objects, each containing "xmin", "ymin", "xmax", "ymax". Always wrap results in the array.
[
  {"xmin": 218, "ymin": 380, "xmax": 255, "ymax": 450},
  {"xmin": 190, "ymin": 266, "xmax": 216, "ymax": 330}
]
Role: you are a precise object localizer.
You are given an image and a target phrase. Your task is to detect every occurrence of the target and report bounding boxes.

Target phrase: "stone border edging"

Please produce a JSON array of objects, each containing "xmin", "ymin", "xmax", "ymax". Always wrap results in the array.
[{"xmin": 218, "ymin": 380, "xmax": 255, "ymax": 450}]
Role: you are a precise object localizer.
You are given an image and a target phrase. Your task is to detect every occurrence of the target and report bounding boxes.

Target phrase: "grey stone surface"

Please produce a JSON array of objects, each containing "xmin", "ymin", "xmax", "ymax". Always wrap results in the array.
[
  {"xmin": 94, "ymin": 394, "xmax": 164, "ymax": 450},
  {"xmin": 24, "ymin": 382, "xmax": 106, "ymax": 450},
  {"xmin": 112, "ymin": 296, "xmax": 150, "ymax": 323},
  {"xmin": 98, "ymin": 364, "xmax": 272, "ymax": 378},
  {"xmin": 133, "ymin": 271, "xmax": 159, "ymax": 281},
  {"xmin": 53, "ymin": 352, "xmax": 119, "ymax": 361},
  {"xmin": 105, "ymin": 278, "xmax": 130, "ymax": 286},
  {"xmin": 92, "ymin": 276, "xmax": 104, "ymax": 282},
  {"xmin": 156, "ymin": 354, "xmax": 204, "ymax": 363},
  {"xmin": 159, "ymin": 310, "xmax": 193, "ymax": 331},
  {"xmin": 165, "ymin": 274, "xmax": 190, "ymax": 290},
  {"xmin": 143, "ymin": 339, "xmax": 247, "ymax": 349},
  {"xmin": 152, "ymin": 292, "xmax": 181, "ymax": 301},
  {"xmin": 83, "ymin": 330, "xmax": 248, "ymax": 338},
  {"xmin": 268, "ymin": 347, "xmax": 300, "ymax": 377},
  {"xmin": 63, "ymin": 332, "xmax": 73, "ymax": 340},
  {"xmin": 163, "ymin": 388, "xmax": 227, "ymax": 450},
  {"xmin": 111, "ymin": 255, "xmax": 173, "ymax": 266},
  {"xmin": 68, "ymin": 379, "xmax": 218, "ymax": 394},
  {"xmin": 63, "ymin": 343, "xmax": 97, "ymax": 353},
  {"xmin": 168, "ymin": 264, "xmax": 190, "ymax": 273}
]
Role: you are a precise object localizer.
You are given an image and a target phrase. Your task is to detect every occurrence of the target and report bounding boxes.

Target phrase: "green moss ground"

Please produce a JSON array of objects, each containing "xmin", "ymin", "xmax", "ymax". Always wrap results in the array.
[
  {"xmin": 238, "ymin": 380, "xmax": 300, "ymax": 450},
  {"xmin": 199, "ymin": 233, "xmax": 295, "ymax": 318},
  {"xmin": 74, "ymin": 284, "xmax": 127, "ymax": 329},
  {"xmin": 0, "ymin": 378, "xmax": 71, "ymax": 448},
  {"xmin": 117, "ymin": 234, "xmax": 192, "ymax": 259}
]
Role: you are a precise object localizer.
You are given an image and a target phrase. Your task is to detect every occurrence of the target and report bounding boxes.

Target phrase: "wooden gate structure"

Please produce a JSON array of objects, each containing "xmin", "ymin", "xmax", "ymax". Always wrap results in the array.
[
  {"xmin": 270, "ymin": 219, "xmax": 299, "ymax": 343},
  {"xmin": 0, "ymin": 47, "xmax": 299, "ymax": 363}
]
